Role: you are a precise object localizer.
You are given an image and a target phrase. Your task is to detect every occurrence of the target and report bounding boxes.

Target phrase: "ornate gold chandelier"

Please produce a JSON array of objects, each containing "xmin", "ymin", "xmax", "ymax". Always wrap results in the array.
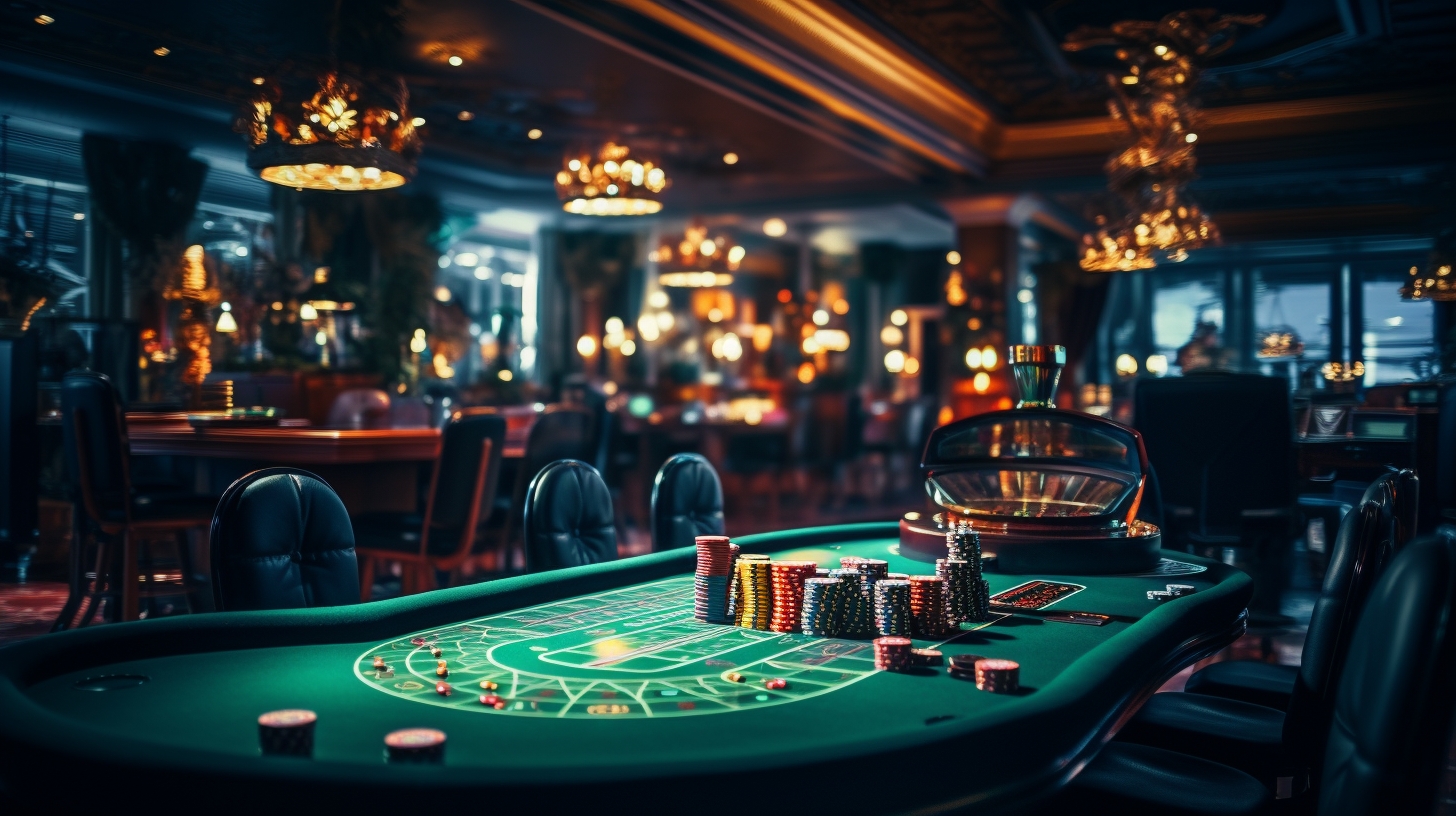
[
  {"xmin": 241, "ymin": 72, "xmax": 420, "ymax": 191},
  {"xmin": 556, "ymin": 142, "xmax": 668, "ymax": 216},
  {"xmin": 653, "ymin": 222, "xmax": 743, "ymax": 287},
  {"xmin": 1066, "ymin": 10, "xmax": 1258, "ymax": 271}
]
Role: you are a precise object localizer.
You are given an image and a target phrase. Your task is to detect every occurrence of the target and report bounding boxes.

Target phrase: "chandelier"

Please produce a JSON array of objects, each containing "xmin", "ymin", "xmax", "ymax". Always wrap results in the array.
[
  {"xmin": 653, "ymin": 222, "xmax": 742, "ymax": 287},
  {"xmin": 1065, "ymin": 10, "xmax": 1259, "ymax": 271},
  {"xmin": 556, "ymin": 142, "xmax": 668, "ymax": 216},
  {"xmin": 240, "ymin": 72, "xmax": 421, "ymax": 191},
  {"xmin": 1400, "ymin": 225, "xmax": 1455, "ymax": 301},
  {"xmin": 1258, "ymin": 331, "xmax": 1305, "ymax": 359},
  {"xmin": 1322, "ymin": 361, "xmax": 1365, "ymax": 382},
  {"xmin": 1401, "ymin": 263, "xmax": 1455, "ymax": 301}
]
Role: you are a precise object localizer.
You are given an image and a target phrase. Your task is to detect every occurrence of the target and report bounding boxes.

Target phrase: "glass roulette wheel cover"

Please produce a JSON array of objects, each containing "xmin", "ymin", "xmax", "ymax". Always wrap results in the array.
[{"xmin": 902, "ymin": 345, "xmax": 1161, "ymax": 574}]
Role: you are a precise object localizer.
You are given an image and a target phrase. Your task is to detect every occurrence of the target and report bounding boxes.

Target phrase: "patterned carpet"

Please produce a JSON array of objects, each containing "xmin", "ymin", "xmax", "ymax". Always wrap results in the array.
[{"xmin": 0, "ymin": 582, "xmax": 75, "ymax": 644}]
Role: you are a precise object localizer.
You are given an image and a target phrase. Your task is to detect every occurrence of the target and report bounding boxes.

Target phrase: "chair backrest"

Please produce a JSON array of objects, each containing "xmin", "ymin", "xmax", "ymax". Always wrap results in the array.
[
  {"xmin": 327, "ymin": 388, "xmax": 391, "ymax": 428},
  {"xmin": 423, "ymin": 413, "xmax": 506, "ymax": 556},
  {"xmin": 523, "ymin": 459, "xmax": 616, "ymax": 572},
  {"xmin": 209, "ymin": 467, "xmax": 359, "ymax": 611},
  {"xmin": 509, "ymin": 407, "xmax": 593, "ymax": 506},
  {"xmin": 1391, "ymin": 468, "xmax": 1419, "ymax": 548},
  {"xmin": 389, "ymin": 396, "xmax": 431, "ymax": 428},
  {"xmin": 60, "ymin": 370, "xmax": 131, "ymax": 525},
  {"xmin": 1284, "ymin": 472, "xmax": 1401, "ymax": 762},
  {"xmin": 1318, "ymin": 529, "xmax": 1456, "ymax": 816},
  {"xmin": 1133, "ymin": 372, "xmax": 1293, "ymax": 533},
  {"xmin": 651, "ymin": 453, "xmax": 725, "ymax": 552}
]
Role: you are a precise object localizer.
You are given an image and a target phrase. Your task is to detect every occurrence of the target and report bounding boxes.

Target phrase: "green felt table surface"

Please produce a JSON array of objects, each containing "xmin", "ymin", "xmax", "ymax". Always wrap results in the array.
[{"xmin": 0, "ymin": 523, "xmax": 1251, "ymax": 814}]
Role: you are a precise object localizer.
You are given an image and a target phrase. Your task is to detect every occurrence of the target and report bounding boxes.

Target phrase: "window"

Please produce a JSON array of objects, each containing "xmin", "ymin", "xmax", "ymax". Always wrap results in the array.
[
  {"xmin": 1254, "ymin": 267, "xmax": 1331, "ymax": 376},
  {"xmin": 1362, "ymin": 265, "xmax": 1436, "ymax": 383},
  {"xmin": 1151, "ymin": 272, "xmax": 1224, "ymax": 373}
]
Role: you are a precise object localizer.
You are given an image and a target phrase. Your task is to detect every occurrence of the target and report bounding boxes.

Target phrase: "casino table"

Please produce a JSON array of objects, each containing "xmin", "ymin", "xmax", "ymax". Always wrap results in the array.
[{"xmin": 0, "ymin": 522, "xmax": 1250, "ymax": 813}]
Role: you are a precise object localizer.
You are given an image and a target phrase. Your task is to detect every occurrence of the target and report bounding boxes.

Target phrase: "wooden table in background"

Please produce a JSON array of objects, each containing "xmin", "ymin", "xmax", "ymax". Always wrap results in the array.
[{"xmin": 127, "ymin": 414, "xmax": 528, "ymax": 514}]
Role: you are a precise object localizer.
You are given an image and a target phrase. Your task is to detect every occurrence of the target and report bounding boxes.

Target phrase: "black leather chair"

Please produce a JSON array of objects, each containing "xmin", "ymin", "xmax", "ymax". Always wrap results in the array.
[
  {"xmin": 1114, "ymin": 472, "xmax": 1404, "ymax": 792},
  {"xmin": 651, "ymin": 453, "xmax": 725, "ymax": 552},
  {"xmin": 55, "ymin": 370, "xmax": 215, "ymax": 627},
  {"xmin": 354, "ymin": 413, "xmax": 505, "ymax": 598},
  {"xmin": 209, "ymin": 468, "xmax": 359, "ymax": 611},
  {"xmin": 1043, "ymin": 529, "xmax": 1456, "ymax": 816},
  {"xmin": 1133, "ymin": 374, "xmax": 1293, "ymax": 618},
  {"xmin": 523, "ymin": 459, "xmax": 617, "ymax": 572},
  {"xmin": 1185, "ymin": 470, "xmax": 1416, "ymax": 710}
]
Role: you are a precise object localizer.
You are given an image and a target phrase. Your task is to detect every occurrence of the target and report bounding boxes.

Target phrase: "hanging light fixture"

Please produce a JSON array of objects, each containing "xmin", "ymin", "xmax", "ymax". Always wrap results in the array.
[
  {"xmin": 1400, "ymin": 227, "xmax": 1456, "ymax": 301},
  {"xmin": 1065, "ymin": 10, "xmax": 1259, "ymax": 271},
  {"xmin": 241, "ymin": 72, "xmax": 420, "ymax": 191},
  {"xmin": 653, "ymin": 222, "xmax": 741, "ymax": 287},
  {"xmin": 555, "ymin": 142, "xmax": 668, "ymax": 215}
]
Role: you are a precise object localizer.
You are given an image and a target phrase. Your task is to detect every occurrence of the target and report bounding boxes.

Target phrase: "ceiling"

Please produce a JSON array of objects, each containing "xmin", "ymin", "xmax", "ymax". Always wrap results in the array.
[{"xmin": 0, "ymin": 0, "xmax": 1452, "ymax": 242}]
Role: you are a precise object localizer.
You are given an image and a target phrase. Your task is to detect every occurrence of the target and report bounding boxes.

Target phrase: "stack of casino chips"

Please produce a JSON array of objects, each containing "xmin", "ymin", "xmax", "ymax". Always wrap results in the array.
[
  {"xmin": 725, "ymin": 543, "xmax": 742, "ymax": 620},
  {"xmin": 731, "ymin": 552, "xmax": 768, "ymax": 625},
  {"xmin": 735, "ymin": 559, "xmax": 774, "ymax": 630},
  {"xmin": 769, "ymin": 561, "xmax": 817, "ymax": 633},
  {"xmin": 936, "ymin": 558, "xmax": 974, "ymax": 625},
  {"xmin": 843, "ymin": 557, "xmax": 889, "ymax": 584},
  {"xmin": 873, "ymin": 636, "xmax": 913, "ymax": 671},
  {"xmin": 694, "ymin": 535, "xmax": 733, "ymax": 623},
  {"xmin": 945, "ymin": 526, "xmax": 992, "ymax": 622},
  {"xmin": 873, "ymin": 579, "xmax": 912, "ymax": 636},
  {"xmin": 828, "ymin": 568, "xmax": 871, "ymax": 637},
  {"xmin": 974, "ymin": 658, "xmax": 1021, "ymax": 694},
  {"xmin": 909, "ymin": 575, "xmax": 952, "ymax": 638},
  {"xmin": 800, "ymin": 577, "xmax": 842, "ymax": 637}
]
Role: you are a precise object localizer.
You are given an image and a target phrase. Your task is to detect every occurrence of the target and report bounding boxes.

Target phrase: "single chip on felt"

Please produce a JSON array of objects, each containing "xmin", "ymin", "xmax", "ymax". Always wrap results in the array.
[
  {"xmin": 430, "ymin": 646, "xmax": 443, "ymax": 658},
  {"xmin": 764, "ymin": 678, "xmax": 788, "ymax": 690},
  {"xmin": 257, "ymin": 709, "xmax": 317, "ymax": 757},
  {"xmin": 384, "ymin": 728, "xmax": 446, "ymax": 763},
  {"xmin": 435, "ymin": 681, "xmax": 452, "ymax": 696},
  {"xmin": 911, "ymin": 648, "xmax": 943, "ymax": 666},
  {"xmin": 479, "ymin": 680, "xmax": 498, "ymax": 691},
  {"xmin": 480, "ymin": 694, "xmax": 501, "ymax": 707},
  {"xmin": 726, "ymin": 672, "xmax": 745, "ymax": 683},
  {"xmin": 948, "ymin": 654, "xmax": 986, "ymax": 676}
]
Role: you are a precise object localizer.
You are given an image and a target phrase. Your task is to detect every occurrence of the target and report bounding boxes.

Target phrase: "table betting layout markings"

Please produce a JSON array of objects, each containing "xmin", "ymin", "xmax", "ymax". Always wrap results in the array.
[{"xmin": 355, "ymin": 576, "xmax": 1005, "ymax": 719}]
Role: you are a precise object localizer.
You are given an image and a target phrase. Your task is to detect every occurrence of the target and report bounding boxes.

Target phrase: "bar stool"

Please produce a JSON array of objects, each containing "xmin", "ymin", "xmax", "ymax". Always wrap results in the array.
[{"xmin": 54, "ymin": 371, "xmax": 215, "ymax": 627}]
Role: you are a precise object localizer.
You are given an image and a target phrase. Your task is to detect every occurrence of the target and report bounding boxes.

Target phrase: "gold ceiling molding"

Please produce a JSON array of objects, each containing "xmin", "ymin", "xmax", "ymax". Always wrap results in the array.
[
  {"xmin": 592, "ymin": 1, "xmax": 1451, "ymax": 175},
  {"xmin": 728, "ymin": 0, "xmax": 996, "ymax": 137},
  {"xmin": 995, "ymin": 88, "xmax": 1454, "ymax": 162},
  {"xmin": 610, "ymin": 0, "xmax": 990, "ymax": 173}
]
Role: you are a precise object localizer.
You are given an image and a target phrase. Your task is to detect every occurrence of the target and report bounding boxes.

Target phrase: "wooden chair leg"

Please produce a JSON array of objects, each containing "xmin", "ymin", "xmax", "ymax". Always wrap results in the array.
[
  {"xmin": 52, "ymin": 519, "xmax": 89, "ymax": 632},
  {"xmin": 78, "ymin": 534, "xmax": 112, "ymax": 628},
  {"xmin": 121, "ymin": 529, "xmax": 140, "ymax": 622},
  {"xmin": 359, "ymin": 554, "xmax": 376, "ymax": 603}
]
